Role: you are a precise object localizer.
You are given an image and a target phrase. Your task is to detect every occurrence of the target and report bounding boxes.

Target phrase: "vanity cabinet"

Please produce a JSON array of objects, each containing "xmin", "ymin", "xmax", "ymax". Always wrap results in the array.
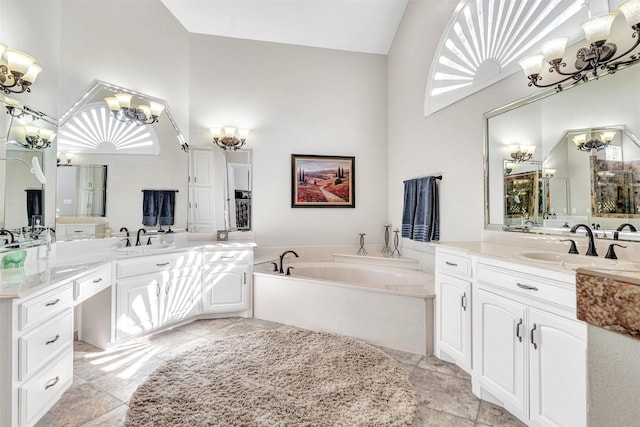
[
  {"xmin": 189, "ymin": 149, "xmax": 217, "ymax": 232},
  {"xmin": 115, "ymin": 251, "xmax": 202, "ymax": 340},
  {"xmin": 202, "ymin": 249, "xmax": 252, "ymax": 314},
  {"xmin": 434, "ymin": 248, "xmax": 472, "ymax": 373},
  {"xmin": 472, "ymin": 260, "xmax": 586, "ymax": 427}
]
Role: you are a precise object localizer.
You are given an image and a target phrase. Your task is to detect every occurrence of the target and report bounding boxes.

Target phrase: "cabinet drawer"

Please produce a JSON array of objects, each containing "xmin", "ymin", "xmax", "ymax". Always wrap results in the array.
[
  {"xmin": 75, "ymin": 265, "xmax": 112, "ymax": 303},
  {"xmin": 476, "ymin": 263, "xmax": 575, "ymax": 309},
  {"xmin": 19, "ymin": 282, "xmax": 74, "ymax": 331},
  {"xmin": 117, "ymin": 251, "xmax": 200, "ymax": 278},
  {"xmin": 19, "ymin": 309, "xmax": 73, "ymax": 381},
  {"xmin": 203, "ymin": 249, "xmax": 252, "ymax": 264},
  {"xmin": 19, "ymin": 349, "xmax": 73, "ymax": 427},
  {"xmin": 436, "ymin": 251, "xmax": 472, "ymax": 279}
]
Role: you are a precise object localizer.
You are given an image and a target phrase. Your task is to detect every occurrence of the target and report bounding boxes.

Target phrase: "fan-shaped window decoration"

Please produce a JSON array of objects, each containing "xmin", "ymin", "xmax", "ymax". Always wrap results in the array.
[
  {"xmin": 424, "ymin": 0, "xmax": 610, "ymax": 116},
  {"xmin": 57, "ymin": 102, "xmax": 160, "ymax": 154}
]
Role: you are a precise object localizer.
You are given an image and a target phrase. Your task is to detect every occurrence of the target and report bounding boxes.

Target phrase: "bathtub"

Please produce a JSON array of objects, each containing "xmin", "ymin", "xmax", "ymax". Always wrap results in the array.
[{"xmin": 253, "ymin": 258, "xmax": 435, "ymax": 355}]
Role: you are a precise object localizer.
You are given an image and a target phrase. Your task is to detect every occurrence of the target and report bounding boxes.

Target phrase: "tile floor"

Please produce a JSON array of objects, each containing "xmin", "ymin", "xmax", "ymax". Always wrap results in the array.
[{"xmin": 37, "ymin": 318, "xmax": 525, "ymax": 427}]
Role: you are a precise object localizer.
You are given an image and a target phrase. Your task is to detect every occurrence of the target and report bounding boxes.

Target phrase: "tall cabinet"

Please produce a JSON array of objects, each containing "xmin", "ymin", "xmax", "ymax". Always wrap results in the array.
[{"xmin": 188, "ymin": 149, "xmax": 218, "ymax": 232}]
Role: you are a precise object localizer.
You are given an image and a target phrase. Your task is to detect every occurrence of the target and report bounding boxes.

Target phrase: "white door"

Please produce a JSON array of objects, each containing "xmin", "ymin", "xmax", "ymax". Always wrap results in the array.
[
  {"xmin": 528, "ymin": 308, "xmax": 587, "ymax": 427},
  {"xmin": 436, "ymin": 273, "xmax": 471, "ymax": 370},
  {"xmin": 161, "ymin": 268, "xmax": 201, "ymax": 324},
  {"xmin": 202, "ymin": 263, "xmax": 249, "ymax": 313},
  {"xmin": 474, "ymin": 289, "xmax": 527, "ymax": 418},
  {"xmin": 116, "ymin": 274, "xmax": 161, "ymax": 339}
]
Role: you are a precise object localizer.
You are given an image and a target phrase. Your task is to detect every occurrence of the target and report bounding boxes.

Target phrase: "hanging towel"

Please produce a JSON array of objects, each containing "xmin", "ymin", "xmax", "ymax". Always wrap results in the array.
[
  {"xmin": 26, "ymin": 189, "xmax": 42, "ymax": 226},
  {"xmin": 401, "ymin": 180, "xmax": 418, "ymax": 238},
  {"xmin": 157, "ymin": 190, "xmax": 176, "ymax": 226},
  {"xmin": 142, "ymin": 190, "xmax": 158, "ymax": 226},
  {"xmin": 412, "ymin": 176, "xmax": 439, "ymax": 242}
]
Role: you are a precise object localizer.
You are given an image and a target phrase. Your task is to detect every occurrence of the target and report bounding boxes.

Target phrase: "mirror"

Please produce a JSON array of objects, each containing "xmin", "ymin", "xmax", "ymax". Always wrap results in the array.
[
  {"xmin": 57, "ymin": 81, "xmax": 189, "ymax": 240},
  {"xmin": 486, "ymin": 64, "xmax": 640, "ymax": 241},
  {"xmin": 224, "ymin": 150, "xmax": 252, "ymax": 231},
  {"xmin": 0, "ymin": 97, "xmax": 57, "ymax": 247}
]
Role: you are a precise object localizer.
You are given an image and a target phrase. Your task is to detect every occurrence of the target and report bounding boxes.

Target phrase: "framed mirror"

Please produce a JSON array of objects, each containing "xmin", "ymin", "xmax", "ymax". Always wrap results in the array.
[
  {"xmin": 485, "ymin": 64, "xmax": 640, "ymax": 241},
  {"xmin": 56, "ymin": 81, "xmax": 189, "ymax": 240},
  {"xmin": 225, "ymin": 149, "xmax": 252, "ymax": 231}
]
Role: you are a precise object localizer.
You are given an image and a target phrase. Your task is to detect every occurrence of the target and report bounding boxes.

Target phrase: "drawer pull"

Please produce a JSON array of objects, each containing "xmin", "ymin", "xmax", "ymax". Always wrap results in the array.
[
  {"xmin": 445, "ymin": 261, "xmax": 458, "ymax": 267},
  {"xmin": 221, "ymin": 256, "xmax": 234, "ymax": 259},
  {"xmin": 45, "ymin": 376, "xmax": 60, "ymax": 390},
  {"xmin": 156, "ymin": 262, "xmax": 171, "ymax": 267},
  {"xmin": 516, "ymin": 283, "xmax": 539, "ymax": 291},
  {"xmin": 92, "ymin": 277, "xmax": 103, "ymax": 283},
  {"xmin": 516, "ymin": 319, "xmax": 523, "ymax": 342},
  {"xmin": 45, "ymin": 334, "xmax": 60, "ymax": 345},
  {"xmin": 531, "ymin": 323, "xmax": 538, "ymax": 350},
  {"xmin": 45, "ymin": 298, "xmax": 61, "ymax": 307},
  {"xmin": 460, "ymin": 292, "xmax": 467, "ymax": 311}
]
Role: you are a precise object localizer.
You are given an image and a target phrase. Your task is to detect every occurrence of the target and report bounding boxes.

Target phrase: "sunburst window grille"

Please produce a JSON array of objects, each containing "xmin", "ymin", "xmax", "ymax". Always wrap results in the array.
[
  {"xmin": 57, "ymin": 102, "xmax": 160, "ymax": 154},
  {"xmin": 424, "ymin": 0, "xmax": 610, "ymax": 116}
]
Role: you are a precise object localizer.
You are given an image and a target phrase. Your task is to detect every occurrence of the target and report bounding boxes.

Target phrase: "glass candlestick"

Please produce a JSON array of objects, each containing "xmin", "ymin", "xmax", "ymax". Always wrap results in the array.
[
  {"xmin": 382, "ymin": 224, "xmax": 392, "ymax": 257},
  {"xmin": 392, "ymin": 229, "xmax": 401, "ymax": 258},
  {"xmin": 357, "ymin": 233, "xmax": 368, "ymax": 255}
]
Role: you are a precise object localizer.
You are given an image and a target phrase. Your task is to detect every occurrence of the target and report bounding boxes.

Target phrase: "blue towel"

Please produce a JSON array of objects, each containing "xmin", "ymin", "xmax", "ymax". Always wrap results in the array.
[
  {"xmin": 402, "ymin": 180, "xmax": 417, "ymax": 238},
  {"xmin": 401, "ymin": 176, "xmax": 440, "ymax": 242},
  {"xmin": 142, "ymin": 190, "xmax": 157, "ymax": 226},
  {"xmin": 157, "ymin": 190, "xmax": 176, "ymax": 226}
]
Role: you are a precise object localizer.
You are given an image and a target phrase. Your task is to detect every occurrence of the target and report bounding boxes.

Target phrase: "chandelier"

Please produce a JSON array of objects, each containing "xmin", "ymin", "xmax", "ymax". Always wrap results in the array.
[
  {"xmin": 573, "ymin": 130, "xmax": 616, "ymax": 152},
  {"xmin": 104, "ymin": 93, "xmax": 165, "ymax": 126},
  {"xmin": 210, "ymin": 127, "xmax": 250, "ymax": 150},
  {"xmin": 518, "ymin": 0, "xmax": 640, "ymax": 91},
  {"xmin": 509, "ymin": 145, "xmax": 535, "ymax": 163},
  {"xmin": 0, "ymin": 44, "xmax": 42, "ymax": 94}
]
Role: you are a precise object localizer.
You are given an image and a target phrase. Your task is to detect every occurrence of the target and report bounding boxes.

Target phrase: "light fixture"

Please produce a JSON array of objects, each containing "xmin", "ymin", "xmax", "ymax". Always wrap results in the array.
[
  {"xmin": 104, "ymin": 93, "xmax": 165, "ymax": 126},
  {"xmin": 0, "ymin": 44, "xmax": 42, "ymax": 94},
  {"xmin": 504, "ymin": 161, "xmax": 516, "ymax": 176},
  {"xmin": 573, "ymin": 131, "xmax": 615, "ymax": 152},
  {"xmin": 57, "ymin": 152, "xmax": 72, "ymax": 166},
  {"xmin": 543, "ymin": 169, "xmax": 556, "ymax": 179},
  {"xmin": 14, "ymin": 125, "xmax": 56, "ymax": 150},
  {"xmin": 210, "ymin": 127, "xmax": 250, "ymax": 150},
  {"xmin": 509, "ymin": 145, "xmax": 535, "ymax": 162},
  {"xmin": 0, "ymin": 156, "xmax": 46, "ymax": 184},
  {"xmin": 518, "ymin": 0, "xmax": 640, "ymax": 91}
]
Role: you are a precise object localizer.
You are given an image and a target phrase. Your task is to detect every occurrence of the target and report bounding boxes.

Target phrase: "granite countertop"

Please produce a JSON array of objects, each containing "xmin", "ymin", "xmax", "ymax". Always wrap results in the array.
[{"xmin": 0, "ymin": 239, "xmax": 257, "ymax": 300}]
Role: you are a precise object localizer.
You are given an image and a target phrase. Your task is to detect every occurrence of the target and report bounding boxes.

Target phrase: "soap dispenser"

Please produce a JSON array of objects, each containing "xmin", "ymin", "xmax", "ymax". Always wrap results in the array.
[{"xmin": 165, "ymin": 228, "xmax": 174, "ymax": 244}]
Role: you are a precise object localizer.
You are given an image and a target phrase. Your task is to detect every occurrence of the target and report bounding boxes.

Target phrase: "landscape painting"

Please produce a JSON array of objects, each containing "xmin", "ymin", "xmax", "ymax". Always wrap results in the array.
[{"xmin": 291, "ymin": 154, "xmax": 355, "ymax": 208}]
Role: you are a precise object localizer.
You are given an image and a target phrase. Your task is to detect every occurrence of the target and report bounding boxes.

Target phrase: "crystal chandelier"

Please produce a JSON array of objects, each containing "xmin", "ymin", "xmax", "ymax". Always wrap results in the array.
[
  {"xmin": 104, "ymin": 93, "xmax": 165, "ymax": 126},
  {"xmin": 0, "ymin": 44, "xmax": 42, "ymax": 94},
  {"xmin": 518, "ymin": 0, "xmax": 640, "ymax": 91}
]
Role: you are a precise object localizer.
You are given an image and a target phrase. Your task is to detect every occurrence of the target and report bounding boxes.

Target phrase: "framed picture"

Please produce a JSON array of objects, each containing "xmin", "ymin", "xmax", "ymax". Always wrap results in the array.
[{"xmin": 291, "ymin": 154, "xmax": 355, "ymax": 208}]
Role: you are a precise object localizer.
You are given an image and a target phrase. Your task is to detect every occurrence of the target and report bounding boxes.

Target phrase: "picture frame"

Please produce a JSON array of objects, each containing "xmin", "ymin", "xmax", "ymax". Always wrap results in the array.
[{"xmin": 291, "ymin": 154, "xmax": 355, "ymax": 208}]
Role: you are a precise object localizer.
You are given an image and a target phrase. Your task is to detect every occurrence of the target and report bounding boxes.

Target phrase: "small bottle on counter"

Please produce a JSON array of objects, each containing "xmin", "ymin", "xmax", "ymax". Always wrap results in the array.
[{"xmin": 164, "ymin": 228, "xmax": 174, "ymax": 244}]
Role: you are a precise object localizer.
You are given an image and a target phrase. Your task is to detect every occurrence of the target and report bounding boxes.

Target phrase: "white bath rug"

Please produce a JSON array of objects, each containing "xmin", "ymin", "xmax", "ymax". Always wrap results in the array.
[{"xmin": 125, "ymin": 329, "xmax": 417, "ymax": 426}]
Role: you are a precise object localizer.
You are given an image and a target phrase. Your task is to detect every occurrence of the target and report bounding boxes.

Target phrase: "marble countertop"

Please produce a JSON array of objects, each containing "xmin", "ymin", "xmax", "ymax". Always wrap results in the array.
[{"xmin": 0, "ymin": 239, "xmax": 257, "ymax": 300}]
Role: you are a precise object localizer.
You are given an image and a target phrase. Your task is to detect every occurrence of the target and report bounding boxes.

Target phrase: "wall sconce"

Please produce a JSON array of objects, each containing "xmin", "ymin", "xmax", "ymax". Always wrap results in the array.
[
  {"xmin": 210, "ymin": 127, "xmax": 250, "ymax": 150},
  {"xmin": 0, "ymin": 44, "xmax": 42, "ymax": 94},
  {"xmin": 543, "ymin": 169, "xmax": 556, "ymax": 179},
  {"xmin": 573, "ymin": 131, "xmax": 615, "ymax": 152},
  {"xmin": 509, "ymin": 145, "xmax": 535, "ymax": 162},
  {"xmin": 57, "ymin": 152, "xmax": 73, "ymax": 166},
  {"xmin": 104, "ymin": 93, "xmax": 165, "ymax": 126},
  {"xmin": 13, "ymin": 124, "xmax": 56, "ymax": 149},
  {"xmin": 518, "ymin": 0, "xmax": 640, "ymax": 91}
]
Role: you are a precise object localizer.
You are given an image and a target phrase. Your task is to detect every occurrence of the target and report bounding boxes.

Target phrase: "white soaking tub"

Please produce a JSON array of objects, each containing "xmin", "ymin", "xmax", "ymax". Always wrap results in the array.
[{"xmin": 253, "ymin": 259, "xmax": 435, "ymax": 355}]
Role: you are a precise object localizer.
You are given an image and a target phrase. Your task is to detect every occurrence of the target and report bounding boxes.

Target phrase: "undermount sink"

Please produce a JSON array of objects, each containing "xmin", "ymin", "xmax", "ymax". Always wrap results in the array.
[
  {"xmin": 515, "ymin": 251, "xmax": 640, "ymax": 271},
  {"xmin": 115, "ymin": 243, "xmax": 176, "ymax": 255}
]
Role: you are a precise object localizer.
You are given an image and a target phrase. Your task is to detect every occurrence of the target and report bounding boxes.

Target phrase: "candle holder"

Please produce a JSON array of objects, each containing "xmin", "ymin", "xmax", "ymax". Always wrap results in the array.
[
  {"xmin": 357, "ymin": 233, "xmax": 367, "ymax": 256},
  {"xmin": 382, "ymin": 225, "xmax": 392, "ymax": 257},
  {"xmin": 392, "ymin": 229, "xmax": 401, "ymax": 258}
]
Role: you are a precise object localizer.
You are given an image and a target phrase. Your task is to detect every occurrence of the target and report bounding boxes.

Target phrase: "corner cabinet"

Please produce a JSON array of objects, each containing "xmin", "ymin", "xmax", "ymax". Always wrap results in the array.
[
  {"xmin": 434, "ymin": 248, "xmax": 473, "ymax": 373},
  {"xmin": 202, "ymin": 249, "xmax": 253, "ymax": 314},
  {"xmin": 472, "ymin": 259, "xmax": 586, "ymax": 427}
]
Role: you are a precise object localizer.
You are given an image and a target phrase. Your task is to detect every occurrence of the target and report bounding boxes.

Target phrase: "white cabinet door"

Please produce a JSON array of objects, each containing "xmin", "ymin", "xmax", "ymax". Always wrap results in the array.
[
  {"xmin": 528, "ymin": 308, "xmax": 587, "ymax": 427},
  {"xmin": 202, "ymin": 263, "xmax": 250, "ymax": 313},
  {"xmin": 116, "ymin": 274, "xmax": 162, "ymax": 339},
  {"xmin": 191, "ymin": 187, "xmax": 216, "ymax": 229},
  {"xmin": 474, "ymin": 289, "xmax": 527, "ymax": 418},
  {"xmin": 189, "ymin": 149, "xmax": 217, "ymax": 231},
  {"xmin": 190, "ymin": 149, "xmax": 215, "ymax": 186},
  {"xmin": 436, "ymin": 273, "xmax": 472, "ymax": 371},
  {"xmin": 161, "ymin": 268, "xmax": 201, "ymax": 325}
]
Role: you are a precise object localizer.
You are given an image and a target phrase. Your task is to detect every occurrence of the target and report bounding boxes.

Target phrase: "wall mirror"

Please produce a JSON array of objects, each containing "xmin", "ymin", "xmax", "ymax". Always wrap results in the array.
[
  {"xmin": 486, "ymin": 64, "xmax": 640, "ymax": 241},
  {"xmin": 57, "ymin": 81, "xmax": 189, "ymax": 240},
  {"xmin": 225, "ymin": 149, "xmax": 252, "ymax": 231},
  {"xmin": 0, "ymin": 97, "xmax": 57, "ymax": 248}
]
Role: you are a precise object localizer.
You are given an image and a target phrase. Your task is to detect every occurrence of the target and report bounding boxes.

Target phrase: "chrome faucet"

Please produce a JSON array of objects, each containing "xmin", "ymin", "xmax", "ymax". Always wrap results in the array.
[
  {"xmin": 614, "ymin": 223, "xmax": 637, "ymax": 240},
  {"xmin": 569, "ymin": 224, "xmax": 598, "ymax": 256},
  {"xmin": 279, "ymin": 250, "xmax": 299, "ymax": 273},
  {"xmin": 135, "ymin": 228, "xmax": 147, "ymax": 246}
]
